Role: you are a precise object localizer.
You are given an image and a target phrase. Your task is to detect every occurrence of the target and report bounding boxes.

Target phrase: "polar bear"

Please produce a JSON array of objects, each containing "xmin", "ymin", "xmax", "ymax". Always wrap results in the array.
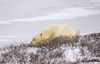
[{"xmin": 29, "ymin": 25, "xmax": 75, "ymax": 47}]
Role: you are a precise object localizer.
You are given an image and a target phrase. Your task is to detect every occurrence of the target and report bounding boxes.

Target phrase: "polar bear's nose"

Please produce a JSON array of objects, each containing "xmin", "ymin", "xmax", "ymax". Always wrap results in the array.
[
  {"xmin": 29, "ymin": 41, "xmax": 34, "ymax": 47},
  {"xmin": 29, "ymin": 43, "xmax": 33, "ymax": 47}
]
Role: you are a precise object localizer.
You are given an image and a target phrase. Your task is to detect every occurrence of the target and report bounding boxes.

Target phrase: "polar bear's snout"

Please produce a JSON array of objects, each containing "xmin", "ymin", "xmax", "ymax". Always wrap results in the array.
[
  {"xmin": 29, "ymin": 41, "xmax": 33, "ymax": 47},
  {"xmin": 29, "ymin": 39, "xmax": 35, "ymax": 47}
]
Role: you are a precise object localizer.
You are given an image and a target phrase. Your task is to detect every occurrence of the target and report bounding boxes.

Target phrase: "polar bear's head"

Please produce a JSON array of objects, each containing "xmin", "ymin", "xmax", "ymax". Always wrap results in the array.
[{"xmin": 29, "ymin": 32, "xmax": 51, "ymax": 47}]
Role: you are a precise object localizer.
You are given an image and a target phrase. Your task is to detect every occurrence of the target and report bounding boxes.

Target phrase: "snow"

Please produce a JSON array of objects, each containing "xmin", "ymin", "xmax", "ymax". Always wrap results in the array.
[{"xmin": 63, "ymin": 47, "xmax": 81, "ymax": 62}]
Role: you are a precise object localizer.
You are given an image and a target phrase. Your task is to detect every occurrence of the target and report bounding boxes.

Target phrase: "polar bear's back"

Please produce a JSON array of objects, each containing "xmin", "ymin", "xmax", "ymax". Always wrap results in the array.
[{"xmin": 49, "ymin": 25, "xmax": 75, "ymax": 37}]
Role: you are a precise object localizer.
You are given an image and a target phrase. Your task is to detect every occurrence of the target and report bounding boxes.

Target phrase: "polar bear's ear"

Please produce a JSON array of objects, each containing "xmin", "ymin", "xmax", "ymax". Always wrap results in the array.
[{"xmin": 40, "ymin": 33, "xmax": 42, "ymax": 36}]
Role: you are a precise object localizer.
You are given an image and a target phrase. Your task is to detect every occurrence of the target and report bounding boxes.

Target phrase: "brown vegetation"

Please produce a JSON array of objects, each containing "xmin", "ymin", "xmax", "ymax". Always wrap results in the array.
[{"xmin": 0, "ymin": 33, "xmax": 100, "ymax": 64}]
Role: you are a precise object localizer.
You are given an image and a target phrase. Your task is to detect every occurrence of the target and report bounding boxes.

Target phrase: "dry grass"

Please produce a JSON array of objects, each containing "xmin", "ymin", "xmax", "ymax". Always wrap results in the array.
[{"xmin": 0, "ymin": 33, "xmax": 100, "ymax": 64}]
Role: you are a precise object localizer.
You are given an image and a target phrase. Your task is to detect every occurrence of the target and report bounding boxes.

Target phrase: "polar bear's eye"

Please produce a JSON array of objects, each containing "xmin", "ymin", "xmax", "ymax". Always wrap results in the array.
[
  {"xmin": 32, "ymin": 39, "xmax": 35, "ymax": 41},
  {"xmin": 33, "ymin": 39, "xmax": 35, "ymax": 41},
  {"xmin": 40, "ymin": 33, "xmax": 42, "ymax": 36}
]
